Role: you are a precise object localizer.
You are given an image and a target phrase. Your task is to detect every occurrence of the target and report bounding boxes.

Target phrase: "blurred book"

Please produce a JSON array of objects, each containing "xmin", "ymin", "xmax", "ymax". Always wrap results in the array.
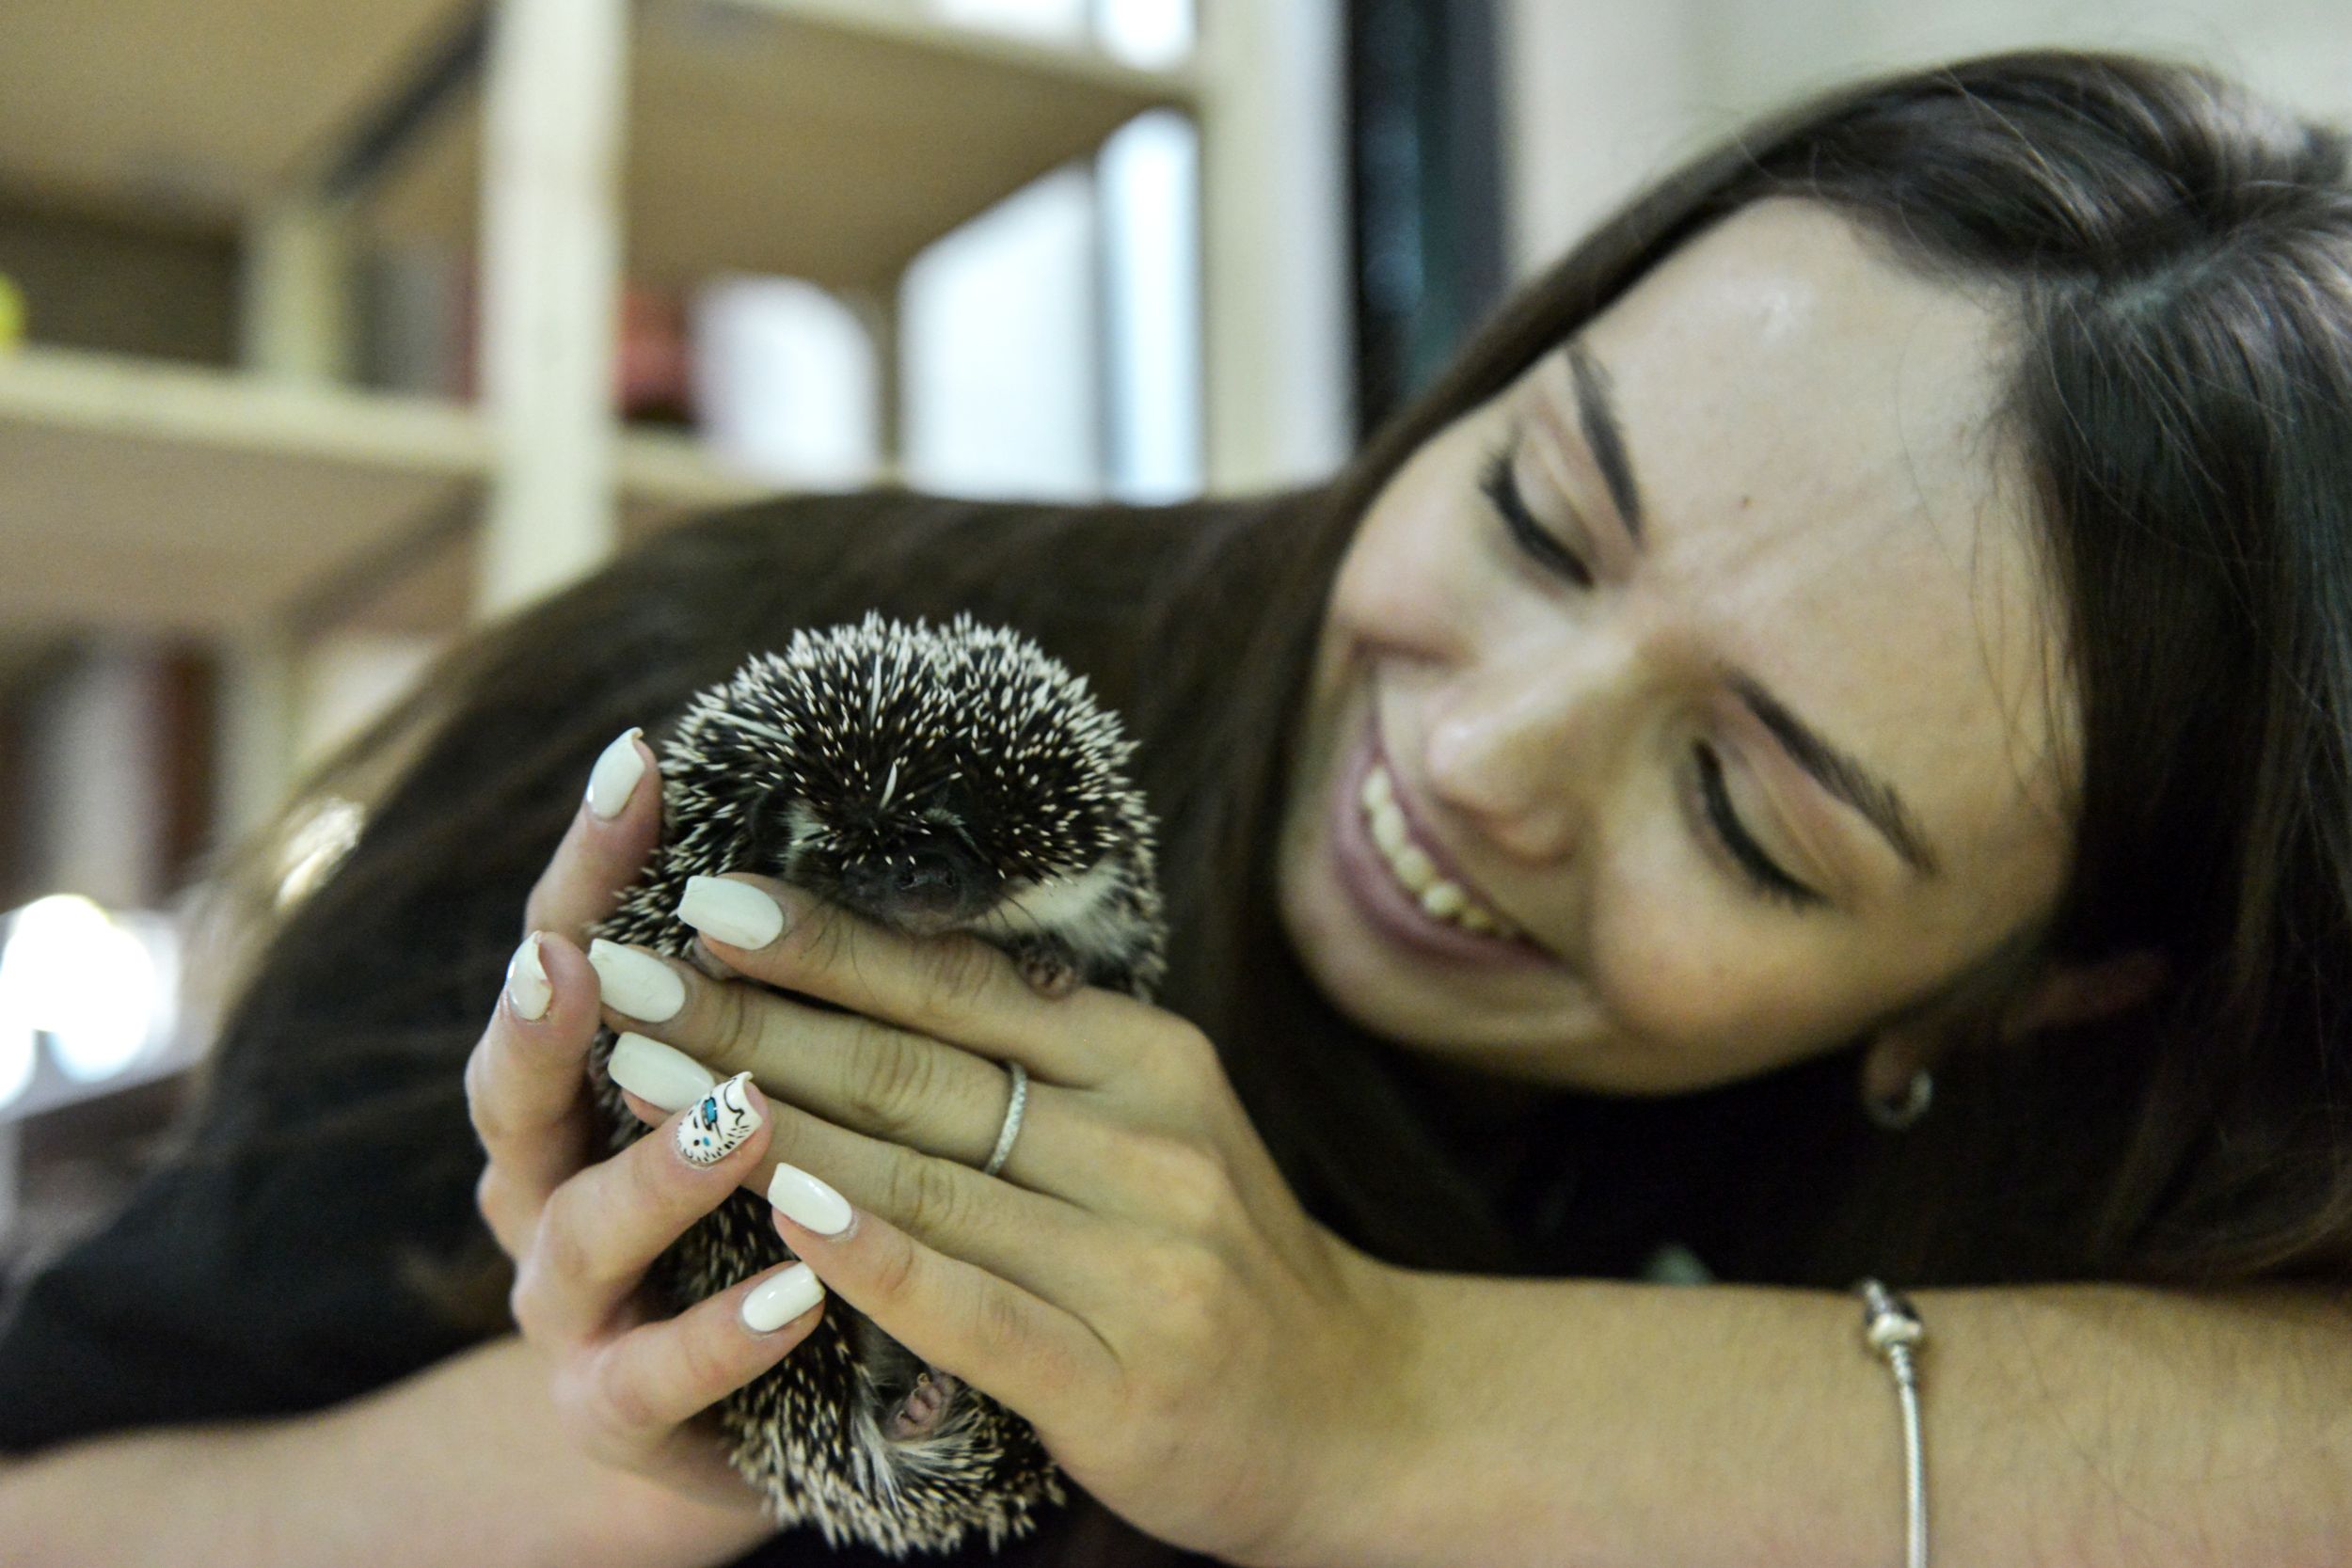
[
  {"xmin": 614, "ymin": 284, "xmax": 694, "ymax": 427},
  {"xmin": 363, "ymin": 245, "xmax": 698, "ymax": 428}
]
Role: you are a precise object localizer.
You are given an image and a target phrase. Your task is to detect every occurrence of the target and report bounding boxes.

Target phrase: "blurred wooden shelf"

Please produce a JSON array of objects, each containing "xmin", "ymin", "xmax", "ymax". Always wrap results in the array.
[
  {"xmin": 617, "ymin": 425, "xmax": 808, "ymax": 521},
  {"xmin": 0, "ymin": 0, "xmax": 475, "ymax": 225},
  {"xmin": 0, "ymin": 345, "xmax": 485, "ymax": 636},
  {"xmin": 359, "ymin": 0, "xmax": 1199, "ymax": 289},
  {"xmin": 0, "ymin": 341, "xmax": 885, "ymax": 639},
  {"xmin": 0, "ymin": 0, "xmax": 1192, "ymax": 293},
  {"xmin": 308, "ymin": 428, "xmax": 882, "ymax": 639},
  {"xmin": 0, "ymin": 347, "xmax": 905, "ymax": 649}
]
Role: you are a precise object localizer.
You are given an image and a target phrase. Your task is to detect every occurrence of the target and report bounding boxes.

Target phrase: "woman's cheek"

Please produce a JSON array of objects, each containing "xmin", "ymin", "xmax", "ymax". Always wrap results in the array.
[
  {"xmin": 1335, "ymin": 508, "xmax": 1481, "ymax": 648},
  {"xmin": 1586, "ymin": 839, "xmax": 1848, "ymax": 1085}
]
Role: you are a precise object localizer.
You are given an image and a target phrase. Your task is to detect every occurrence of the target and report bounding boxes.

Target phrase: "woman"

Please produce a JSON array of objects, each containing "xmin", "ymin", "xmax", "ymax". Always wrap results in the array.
[{"xmin": 5, "ymin": 44, "xmax": 2350, "ymax": 1566}]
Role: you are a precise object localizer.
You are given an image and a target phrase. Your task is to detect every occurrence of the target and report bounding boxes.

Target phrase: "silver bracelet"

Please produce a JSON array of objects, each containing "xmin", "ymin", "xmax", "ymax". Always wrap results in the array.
[{"xmin": 1857, "ymin": 1278, "xmax": 1929, "ymax": 1568}]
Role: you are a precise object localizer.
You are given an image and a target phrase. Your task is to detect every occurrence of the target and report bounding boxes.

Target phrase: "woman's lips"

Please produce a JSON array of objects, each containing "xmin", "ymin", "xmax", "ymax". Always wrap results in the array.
[{"xmin": 1329, "ymin": 705, "xmax": 1554, "ymax": 969}]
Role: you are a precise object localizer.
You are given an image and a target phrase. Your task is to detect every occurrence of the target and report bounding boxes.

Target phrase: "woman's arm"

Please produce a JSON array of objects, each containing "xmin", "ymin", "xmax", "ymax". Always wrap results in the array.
[
  {"xmin": 0, "ymin": 1332, "xmax": 773, "ymax": 1568},
  {"xmin": 555, "ymin": 863, "xmax": 2351, "ymax": 1565},
  {"xmin": 1321, "ymin": 1272, "xmax": 2352, "ymax": 1568}
]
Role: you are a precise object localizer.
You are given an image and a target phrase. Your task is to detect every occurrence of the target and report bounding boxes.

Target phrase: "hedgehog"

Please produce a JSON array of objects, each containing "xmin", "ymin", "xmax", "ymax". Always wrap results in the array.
[{"xmin": 582, "ymin": 610, "xmax": 1168, "ymax": 1558}]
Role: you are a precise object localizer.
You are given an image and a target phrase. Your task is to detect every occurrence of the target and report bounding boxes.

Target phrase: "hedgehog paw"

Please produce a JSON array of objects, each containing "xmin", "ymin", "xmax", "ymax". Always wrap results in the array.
[
  {"xmin": 883, "ymin": 1368, "xmax": 962, "ymax": 1441},
  {"xmin": 1017, "ymin": 949, "xmax": 1085, "ymax": 999}
]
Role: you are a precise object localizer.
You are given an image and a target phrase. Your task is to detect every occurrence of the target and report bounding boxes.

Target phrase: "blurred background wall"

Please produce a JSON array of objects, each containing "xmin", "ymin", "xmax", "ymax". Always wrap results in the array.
[
  {"xmin": 1502, "ymin": 0, "xmax": 2352, "ymax": 283},
  {"xmin": 0, "ymin": 0, "xmax": 2344, "ymax": 1283}
]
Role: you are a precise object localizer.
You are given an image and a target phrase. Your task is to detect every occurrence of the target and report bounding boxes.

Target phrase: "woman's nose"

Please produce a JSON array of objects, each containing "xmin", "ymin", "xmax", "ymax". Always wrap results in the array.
[{"xmin": 1422, "ymin": 641, "xmax": 1638, "ymax": 862}]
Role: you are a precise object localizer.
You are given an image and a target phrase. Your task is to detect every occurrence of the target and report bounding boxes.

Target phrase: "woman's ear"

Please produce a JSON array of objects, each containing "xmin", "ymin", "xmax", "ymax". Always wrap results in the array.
[
  {"xmin": 1861, "ymin": 947, "xmax": 2168, "ymax": 1105},
  {"xmin": 1995, "ymin": 948, "xmax": 2168, "ymax": 1042}
]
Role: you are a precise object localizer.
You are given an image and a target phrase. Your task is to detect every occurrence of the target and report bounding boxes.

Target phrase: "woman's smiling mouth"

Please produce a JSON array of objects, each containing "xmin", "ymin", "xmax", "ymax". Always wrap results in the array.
[
  {"xmin": 1358, "ymin": 762, "xmax": 1522, "ymax": 938},
  {"xmin": 1327, "ymin": 701, "xmax": 1558, "ymax": 969}
]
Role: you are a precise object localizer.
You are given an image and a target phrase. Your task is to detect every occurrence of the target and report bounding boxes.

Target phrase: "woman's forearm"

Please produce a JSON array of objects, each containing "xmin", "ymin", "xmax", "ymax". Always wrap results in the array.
[
  {"xmin": 1325, "ymin": 1273, "xmax": 2352, "ymax": 1568},
  {"xmin": 0, "ymin": 1334, "xmax": 773, "ymax": 1568}
]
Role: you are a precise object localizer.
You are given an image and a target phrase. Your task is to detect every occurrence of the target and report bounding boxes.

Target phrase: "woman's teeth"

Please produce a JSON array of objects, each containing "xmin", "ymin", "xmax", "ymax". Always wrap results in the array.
[{"xmin": 1359, "ymin": 765, "xmax": 1523, "ymax": 942}]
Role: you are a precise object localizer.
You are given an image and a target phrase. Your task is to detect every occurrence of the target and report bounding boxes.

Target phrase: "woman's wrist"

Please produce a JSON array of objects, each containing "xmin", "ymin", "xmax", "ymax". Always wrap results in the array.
[
  {"xmin": 1248, "ymin": 1251, "xmax": 1452, "ymax": 1568},
  {"xmin": 1272, "ymin": 1271, "xmax": 2352, "ymax": 1568},
  {"xmin": 1284, "ymin": 1271, "xmax": 1905, "ymax": 1568}
]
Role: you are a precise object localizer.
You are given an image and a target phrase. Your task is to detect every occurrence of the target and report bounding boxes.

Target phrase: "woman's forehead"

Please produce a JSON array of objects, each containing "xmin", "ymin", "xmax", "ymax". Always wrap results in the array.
[
  {"xmin": 1567, "ymin": 201, "xmax": 2021, "ymax": 505},
  {"xmin": 1523, "ymin": 199, "xmax": 2076, "ymax": 893}
]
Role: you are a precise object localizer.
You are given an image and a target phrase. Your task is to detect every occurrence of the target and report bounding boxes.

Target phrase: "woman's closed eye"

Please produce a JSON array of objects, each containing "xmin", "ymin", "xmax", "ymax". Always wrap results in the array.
[
  {"xmin": 1474, "ymin": 428, "xmax": 1825, "ymax": 913},
  {"xmin": 1477, "ymin": 431, "xmax": 1593, "ymax": 589},
  {"xmin": 1690, "ymin": 742, "xmax": 1825, "ymax": 910}
]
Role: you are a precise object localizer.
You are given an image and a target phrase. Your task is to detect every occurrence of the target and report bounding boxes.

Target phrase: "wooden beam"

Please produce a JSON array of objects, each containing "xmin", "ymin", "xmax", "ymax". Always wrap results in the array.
[{"xmin": 473, "ymin": 0, "xmax": 628, "ymax": 619}]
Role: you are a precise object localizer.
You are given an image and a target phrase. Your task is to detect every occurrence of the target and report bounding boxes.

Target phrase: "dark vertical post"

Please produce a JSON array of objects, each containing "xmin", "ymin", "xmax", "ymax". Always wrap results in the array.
[{"xmin": 1345, "ymin": 0, "xmax": 1508, "ymax": 437}]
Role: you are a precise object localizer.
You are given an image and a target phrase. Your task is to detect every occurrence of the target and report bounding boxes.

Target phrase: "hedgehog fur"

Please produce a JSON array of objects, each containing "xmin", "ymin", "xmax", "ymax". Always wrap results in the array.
[{"xmin": 583, "ymin": 610, "xmax": 1168, "ymax": 1557}]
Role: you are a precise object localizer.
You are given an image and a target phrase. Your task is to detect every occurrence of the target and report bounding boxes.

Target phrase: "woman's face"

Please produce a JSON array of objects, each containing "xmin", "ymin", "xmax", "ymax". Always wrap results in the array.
[{"xmin": 1275, "ymin": 198, "xmax": 2075, "ymax": 1095}]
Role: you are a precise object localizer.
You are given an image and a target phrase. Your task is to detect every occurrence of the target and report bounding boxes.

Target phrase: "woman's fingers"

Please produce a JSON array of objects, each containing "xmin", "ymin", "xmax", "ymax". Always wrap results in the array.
[
  {"xmin": 523, "ymin": 727, "xmax": 662, "ymax": 945},
  {"xmin": 610, "ymin": 1037, "xmax": 1132, "ymax": 1325},
  {"xmin": 471, "ymin": 726, "xmax": 663, "ymax": 1258},
  {"xmin": 588, "ymin": 939, "xmax": 1102, "ymax": 1180},
  {"xmin": 468, "ymin": 931, "xmax": 606, "ymax": 1256},
  {"xmin": 673, "ymin": 874, "xmax": 1142, "ymax": 1088},
  {"xmin": 514, "ymin": 1076, "xmax": 777, "ymax": 1346},
  {"xmin": 575, "ymin": 1259, "xmax": 827, "ymax": 1451},
  {"xmin": 770, "ymin": 1190, "xmax": 1119, "ymax": 1430}
]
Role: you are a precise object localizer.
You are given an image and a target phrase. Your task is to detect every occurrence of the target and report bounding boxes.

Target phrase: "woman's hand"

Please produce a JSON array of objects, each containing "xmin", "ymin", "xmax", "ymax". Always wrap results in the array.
[
  {"xmin": 590, "ymin": 871, "xmax": 1427, "ymax": 1568},
  {"xmin": 461, "ymin": 729, "xmax": 826, "ymax": 1527}
]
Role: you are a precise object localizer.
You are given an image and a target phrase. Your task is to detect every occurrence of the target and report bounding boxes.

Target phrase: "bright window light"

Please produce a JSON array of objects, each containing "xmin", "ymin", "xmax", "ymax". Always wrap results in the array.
[
  {"xmin": 690, "ymin": 277, "xmax": 880, "ymax": 487},
  {"xmin": 902, "ymin": 166, "xmax": 1101, "ymax": 500},
  {"xmin": 930, "ymin": 0, "xmax": 1088, "ymax": 45},
  {"xmin": 1101, "ymin": 106, "xmax": 1200, "ymax": 501},
  {"xmin": 0, "ymin": 894, "xmax": 163, "ymax": 1085},
  {"xmin": 1097, "ymin": 0, "xmax": 1192, "ymax": 69}
]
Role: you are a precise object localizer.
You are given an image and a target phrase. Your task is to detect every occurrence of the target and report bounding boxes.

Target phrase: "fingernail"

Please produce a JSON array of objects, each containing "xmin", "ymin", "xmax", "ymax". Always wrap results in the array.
[
  {"xmin": 587, "ymin": 939, "xmax": 686, "ymax": 1022},
  {"xmin": 608, "ymin": 1031, "xmax": 719, "ymax": 1112},
  {"xmin": 504, "ymin": 932, "xmax": 550, "ymax": 1022},
  {"xmin": 768, "ymin": 1162, "xmax": 854, "ymax": 1237},
  {"xmin": 586, "ymin": 727, "xmax": 646, "ymax": 820},
  {"xmin": 677, "ymin": 1071, "xmax": 763, "ymax": 1165},
  {"xmin": 741, "ymin": 1261, "xmax": 824, "ymax": 1334},
  {"xmin": 675, "ymin": 875, "xmax": 787, "ymax": 950}
]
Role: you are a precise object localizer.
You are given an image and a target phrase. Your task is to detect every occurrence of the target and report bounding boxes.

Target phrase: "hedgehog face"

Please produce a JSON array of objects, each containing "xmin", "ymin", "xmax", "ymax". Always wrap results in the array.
[
  {"xmin": 802, "ymin": 779, "xmax": 1007, "ymax": 936},
  {"xmin": 675, "ymin": 612, "xmax": 1142, "ymax": 942},
  {"xmin": 787, "ymin": 745, "xmax": 1124, "ymax": 938}
]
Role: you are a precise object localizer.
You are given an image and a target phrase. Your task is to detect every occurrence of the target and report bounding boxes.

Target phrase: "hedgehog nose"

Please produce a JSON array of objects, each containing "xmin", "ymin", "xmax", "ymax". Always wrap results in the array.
[{"xmin": 840, "ymin": 847, "xmax": 974, "ymax": 928}]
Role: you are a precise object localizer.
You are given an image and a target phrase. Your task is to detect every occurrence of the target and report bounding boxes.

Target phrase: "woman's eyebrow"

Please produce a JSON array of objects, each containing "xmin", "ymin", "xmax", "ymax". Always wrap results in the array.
[
  {"xmin": 1564, "ymin": 340, "xmax": 1645, "ymax": 544},
  {"xmin": 1553, "ymin": 336, "xmax": 1940, "ymax": 879},
  {"xmin": 1723, "ymin": 668, "xmax": 1944, "ymax": 879}
]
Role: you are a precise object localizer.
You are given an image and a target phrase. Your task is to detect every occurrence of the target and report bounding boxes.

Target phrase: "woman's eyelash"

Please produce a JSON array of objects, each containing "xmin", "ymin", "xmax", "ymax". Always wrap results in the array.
[
  {"xmin": 1692, "ymin": 741, "xmax": 1823, "ymax": 909},
  {"xmin": 1476, "ymin": 435, "xmax": 1594, "ymax": 589},
  {"xmin": 1475, "ymin": 428, "xmax": 1817, "ymax": 911}
]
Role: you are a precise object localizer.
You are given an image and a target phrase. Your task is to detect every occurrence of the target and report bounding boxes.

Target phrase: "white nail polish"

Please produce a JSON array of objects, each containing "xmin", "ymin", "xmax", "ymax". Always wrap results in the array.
[
  {"xmin": 608, "ymin": 1032, "xmax": 719, "ymax": 1112},
  {"xmin": 587, "ymin": 939, "xmax": 686, "ymax": 1022},
  {"xmin": 504, "ymin": 932, "xmax": 550, "ymax": 1022},
  {"xmin": 677, "ymin": 1071, "xmax": 763, "ymax": 1165},
  {"xmin": 741, "ymin": 1261, "xmax": 824, "ymax": 1334},
  {"xmin": 676, "ymin": 876, "xmax": 786, "ymax": 950},
  {"xmin": 768, "ymin": 1162, "xmax": 855, "ymax": 1237},
  {"xmin": 586, "ymin": 727, "xmax": 646, "ymax": 820}
]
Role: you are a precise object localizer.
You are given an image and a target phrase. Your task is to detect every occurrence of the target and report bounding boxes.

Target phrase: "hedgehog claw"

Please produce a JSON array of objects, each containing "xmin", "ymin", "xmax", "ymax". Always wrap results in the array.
[
  {"xmin": 1018, "ymin": 949, "xmax": 1085, "ymax": 998},
  {"xmin": 883, "ymin": 1367, "xmax": 962, "ymax": 1441}
]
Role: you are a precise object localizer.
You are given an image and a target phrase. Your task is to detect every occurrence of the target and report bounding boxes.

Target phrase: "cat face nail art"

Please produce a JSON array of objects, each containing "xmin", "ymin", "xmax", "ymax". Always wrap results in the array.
[{"xmin": 677, "ymin": 1070, "xmax": 762, "ymax": 1165}]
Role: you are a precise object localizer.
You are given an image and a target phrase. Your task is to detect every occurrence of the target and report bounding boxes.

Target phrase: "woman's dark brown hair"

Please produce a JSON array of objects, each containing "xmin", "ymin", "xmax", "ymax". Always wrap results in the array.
[{"xmin": 183, "ymin": 42, "xmax": 2352, "ymax": 1376}]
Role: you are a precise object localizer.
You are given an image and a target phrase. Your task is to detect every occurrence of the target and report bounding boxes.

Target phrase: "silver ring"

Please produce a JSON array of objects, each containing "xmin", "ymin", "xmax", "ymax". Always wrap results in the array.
[{"xmin": 981, "ymin": 1061, "xmax": 1028, "ymax": 1177}]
